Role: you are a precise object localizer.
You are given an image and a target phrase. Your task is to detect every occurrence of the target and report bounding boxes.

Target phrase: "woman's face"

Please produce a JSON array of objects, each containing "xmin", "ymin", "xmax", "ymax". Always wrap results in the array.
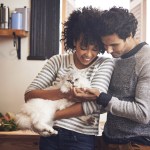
[{"xmin": 74, "ymin": 38, "xmax": 99, "ymax": 69}]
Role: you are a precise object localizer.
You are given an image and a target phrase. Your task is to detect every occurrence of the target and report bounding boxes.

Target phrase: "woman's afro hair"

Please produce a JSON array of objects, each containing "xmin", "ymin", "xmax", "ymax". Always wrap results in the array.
[{"xmin": 61, "ymin": 6, "xmax": 105, "ymax": 53}]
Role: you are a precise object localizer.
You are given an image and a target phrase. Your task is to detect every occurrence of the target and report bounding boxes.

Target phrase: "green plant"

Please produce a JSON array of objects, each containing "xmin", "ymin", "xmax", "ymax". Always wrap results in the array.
[{"xmin": 0, "ymin": 112, "xmax": 18, "ymax": 131}]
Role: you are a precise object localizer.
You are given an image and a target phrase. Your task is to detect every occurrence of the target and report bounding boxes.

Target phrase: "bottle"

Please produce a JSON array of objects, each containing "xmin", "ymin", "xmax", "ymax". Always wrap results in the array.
[
  {"xmin": 11, "ymin": 11, "xmax": 22, "ymax": 29},
  {"xmin": 15, "ymin": 6, "xmax": 30, "ymax": 31},
  {"xmin": 3, "ymin": 6, "xmax": 9, "ymax": 29},
  {"xmin": 0, "ymin": 3, "xmax": 4, "ymax": 28},
  {"xmin": 0, "ymin": 4, "xmax": 9, "ymax": 29}
]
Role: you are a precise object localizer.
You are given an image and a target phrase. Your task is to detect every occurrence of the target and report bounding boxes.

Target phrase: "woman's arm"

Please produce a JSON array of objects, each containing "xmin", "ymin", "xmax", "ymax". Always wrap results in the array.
[
  {"xmin": 79, "ymin": 58, "xmax": 114, "ymax": 115},
  {"xmin": 54, "ymin": 103, "xmax": 84, "ymax": 120},
  {"xmin": 25, "ymin": 88, "xmax": 70, "ymax": 102},
  {"xmin": 24, "ymin": 55, "xmax": 70, "ymax": 102}
]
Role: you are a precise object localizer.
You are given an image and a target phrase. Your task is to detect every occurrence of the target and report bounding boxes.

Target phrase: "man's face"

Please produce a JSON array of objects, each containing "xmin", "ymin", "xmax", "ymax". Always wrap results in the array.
[{"xmin": 101, "ymin": 33, "xmax": 131, "ymax": 58}]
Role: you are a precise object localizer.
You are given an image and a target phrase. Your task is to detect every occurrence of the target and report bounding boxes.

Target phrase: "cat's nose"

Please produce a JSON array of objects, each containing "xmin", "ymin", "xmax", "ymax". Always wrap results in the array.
[{"xmin": 71, "ymin": 81, "xmax": 74, "ymax": 85}]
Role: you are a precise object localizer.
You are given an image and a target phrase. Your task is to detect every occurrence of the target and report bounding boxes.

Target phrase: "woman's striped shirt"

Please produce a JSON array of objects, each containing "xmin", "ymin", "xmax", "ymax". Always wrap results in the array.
[{"xmin": 25, "ymin": 52, "xmax": 114, "ymax": 135}]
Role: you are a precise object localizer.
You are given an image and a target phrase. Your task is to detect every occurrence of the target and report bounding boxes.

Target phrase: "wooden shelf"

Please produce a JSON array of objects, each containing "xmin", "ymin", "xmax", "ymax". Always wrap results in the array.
[{"xmin": 0, "ymin": 29, "xmax": 28, "ymax": 37}]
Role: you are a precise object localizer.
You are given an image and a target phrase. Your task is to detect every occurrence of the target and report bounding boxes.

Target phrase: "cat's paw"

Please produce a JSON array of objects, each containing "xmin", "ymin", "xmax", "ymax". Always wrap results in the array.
[
  {"xmin": 59, "ymin": 101, "xmax": 74, "ymax": 110},
  {"xmin": 59, "ymin": 104, "xmax": 67, "ymax": 110},
  {"xmin": 60, "ymin": 85, "xmax": 70, "ymax": 93},
  {"xmin": 32, "ymin": 126, "xmax": 58, "ymax": 136},
  {"xmin": 79, "ymin": 115, "xmax": 97, "ymax": 126},
  {"xmin": 39, "ymin": 129, "xmax": 58, "ymax": 137}
]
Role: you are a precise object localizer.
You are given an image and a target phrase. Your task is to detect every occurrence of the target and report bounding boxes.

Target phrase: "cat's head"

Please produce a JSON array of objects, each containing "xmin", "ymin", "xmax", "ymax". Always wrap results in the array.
[
  {"xmin": 62, "ymin": 71, "xmax": 90, "ymax": 88},
  {"xmin": 60, "ymin": 71, "xmax": 90, "ymax": 93}
]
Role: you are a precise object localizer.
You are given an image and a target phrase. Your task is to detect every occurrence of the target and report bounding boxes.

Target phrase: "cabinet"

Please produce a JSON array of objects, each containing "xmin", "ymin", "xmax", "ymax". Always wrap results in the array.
[
  {"xmin": 0, "ymin": 130, "xmax": 40, "ymax": 150},
  {"xmin": 0, "ymin": 29, "xmax": 28, "ymax": 59}
]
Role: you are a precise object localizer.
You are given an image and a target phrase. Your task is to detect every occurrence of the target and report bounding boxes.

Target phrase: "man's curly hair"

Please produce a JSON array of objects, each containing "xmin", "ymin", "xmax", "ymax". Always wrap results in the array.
[
  {"xmin": 99, "ymin": 7, "xmax": 138, "ymax": 40},
  {"xmin": 61, "ymin": 6, "xmax": 105, "ymax": 54}
]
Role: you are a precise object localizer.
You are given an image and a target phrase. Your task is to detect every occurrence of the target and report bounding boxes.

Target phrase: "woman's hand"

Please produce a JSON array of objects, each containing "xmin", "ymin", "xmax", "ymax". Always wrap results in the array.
[
  {"xmin": 25, "ymin": 87, "xmax": 69, "ymax": 102},
  {"xmin": 69, "ymin": 87, "xmax": 100, "ymax": 102}
]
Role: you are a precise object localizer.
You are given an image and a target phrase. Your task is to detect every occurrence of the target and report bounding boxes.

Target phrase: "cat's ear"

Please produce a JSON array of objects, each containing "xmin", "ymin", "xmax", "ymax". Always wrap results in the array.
[
  {"xmin": 79, "ymin": 72, "xmax": 86, "ymax": 78},
  {"xmin": 59, "ymin": 76, "xmax": 63, "ymax": 80},
  {"xmin": 59, "ymin": 75, "xmax": 66, "ymax": 82},
  {"xmin": 68, "ymin": 70, "xmax": 75, "ymax": 77}
]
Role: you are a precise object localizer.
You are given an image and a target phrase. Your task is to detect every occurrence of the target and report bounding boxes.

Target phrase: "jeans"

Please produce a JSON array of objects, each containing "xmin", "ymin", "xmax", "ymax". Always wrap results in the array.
[{"xmin": 39, "ymin": 127, "xmax": 95, "ymax": 150}]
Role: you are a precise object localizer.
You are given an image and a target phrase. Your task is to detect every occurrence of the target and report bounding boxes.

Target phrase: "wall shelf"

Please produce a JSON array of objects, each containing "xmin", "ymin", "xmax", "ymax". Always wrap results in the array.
[
  {"xmin": 0, "ymin": 29, "xmax": 28, "ymax": 37},
  {"xmin": 0, "ymin": 29, "xmax": 28, "ymax": 59}
]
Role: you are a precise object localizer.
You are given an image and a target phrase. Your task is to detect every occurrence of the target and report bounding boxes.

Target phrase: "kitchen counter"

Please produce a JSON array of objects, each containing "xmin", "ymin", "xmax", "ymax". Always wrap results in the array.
[
  {"xmin": 0, "ymin": 127, "xmax": 105, "ymax": 150},
  {"xmin": 0, "ymin": 130, "xmax": 40, "ymax": 150}
]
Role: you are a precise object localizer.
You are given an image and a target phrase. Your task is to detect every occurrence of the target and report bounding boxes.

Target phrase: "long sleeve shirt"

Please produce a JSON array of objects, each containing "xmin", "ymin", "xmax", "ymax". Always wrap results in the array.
[
  {"xmin": 26, "ymin": 52, "xmax": 114, "ymax": 135},
  {"xmin": 97, "ymin": 42, "xmax": 150, "ymax": 144}
]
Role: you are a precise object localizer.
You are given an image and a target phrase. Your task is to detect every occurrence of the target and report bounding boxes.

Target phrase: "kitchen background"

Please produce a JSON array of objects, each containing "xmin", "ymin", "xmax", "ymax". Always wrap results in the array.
[{"xmin": 0, "ymin": 0, "xmax": 150, "ymax": 117}]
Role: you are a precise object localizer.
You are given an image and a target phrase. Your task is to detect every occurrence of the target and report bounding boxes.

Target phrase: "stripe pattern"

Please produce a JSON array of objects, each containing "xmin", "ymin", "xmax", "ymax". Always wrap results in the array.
[{"xmin": 26, "ymin": 52, "xmax": 114, "ymax": 135}]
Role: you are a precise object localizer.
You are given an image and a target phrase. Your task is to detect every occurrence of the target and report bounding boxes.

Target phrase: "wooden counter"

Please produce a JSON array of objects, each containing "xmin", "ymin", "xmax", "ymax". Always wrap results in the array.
[
  {"xmin": 0, "ymin": 129, "xmax": 104, "ymax": 150},
  {"xmin": 0, "ymin": 130, "xmax": 40, "ymax": 150}
]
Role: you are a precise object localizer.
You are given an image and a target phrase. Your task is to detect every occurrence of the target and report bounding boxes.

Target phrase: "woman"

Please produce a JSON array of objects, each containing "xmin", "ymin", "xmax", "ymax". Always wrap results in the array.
[{"xmin": 25, "ymin": 6, "xmax": 114, "ymax": 150}]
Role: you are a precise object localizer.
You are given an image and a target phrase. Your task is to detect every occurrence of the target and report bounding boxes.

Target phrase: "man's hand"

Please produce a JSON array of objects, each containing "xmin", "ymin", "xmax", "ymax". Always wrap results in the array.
[{"xmin": 70, "ymin": 87, "xmax": 100, "ymax": 102}]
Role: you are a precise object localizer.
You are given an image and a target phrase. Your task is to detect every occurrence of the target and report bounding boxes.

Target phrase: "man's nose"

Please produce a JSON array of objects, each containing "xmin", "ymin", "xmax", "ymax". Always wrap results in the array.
[{"xmin": 105, "ymin": 45, "xmax": 113, "ymax": 54}]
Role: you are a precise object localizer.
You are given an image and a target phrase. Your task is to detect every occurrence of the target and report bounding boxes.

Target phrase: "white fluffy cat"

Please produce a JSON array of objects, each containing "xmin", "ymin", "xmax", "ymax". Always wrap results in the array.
[{"xmin": 15, "ymin": 71, "xmax": 94, "ymax": 136}]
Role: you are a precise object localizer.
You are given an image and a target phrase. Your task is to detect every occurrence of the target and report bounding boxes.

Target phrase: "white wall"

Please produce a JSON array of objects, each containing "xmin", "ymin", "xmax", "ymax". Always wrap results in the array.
[
  {"xmin": 0, "ymin": 0, "xmax": 46, "ymax": 114},
  {"xmin": 75, "ymin": 0, "xmax": 130, "ymax": 9}
]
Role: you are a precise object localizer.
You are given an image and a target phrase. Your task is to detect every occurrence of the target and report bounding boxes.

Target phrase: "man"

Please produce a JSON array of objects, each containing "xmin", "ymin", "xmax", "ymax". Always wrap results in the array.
[{"xmin": 74, "ymin": 7, "xmax": 150, "ymax": 150}]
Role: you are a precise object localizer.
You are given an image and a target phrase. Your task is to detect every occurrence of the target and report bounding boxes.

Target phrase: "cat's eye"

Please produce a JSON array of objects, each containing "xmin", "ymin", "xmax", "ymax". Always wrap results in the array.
[
  {"xmin": 75, "ymin": 78, "xmax": 79, "ymax": 81},
  {"xmin": 67, "ymin": 80, "xmax": 71, "ymax": 83}
]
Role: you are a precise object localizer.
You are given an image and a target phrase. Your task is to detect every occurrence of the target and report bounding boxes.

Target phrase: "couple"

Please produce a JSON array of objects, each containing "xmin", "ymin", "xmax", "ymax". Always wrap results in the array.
[{"xmin": 25, "ymin": 6, "xmax": 150, "ymax": 150}]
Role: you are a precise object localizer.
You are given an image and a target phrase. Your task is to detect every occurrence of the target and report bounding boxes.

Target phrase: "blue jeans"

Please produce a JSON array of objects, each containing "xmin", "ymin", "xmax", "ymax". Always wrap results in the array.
[{"xmin": 39, "ymin": 127, "xmax": 95, "ymax": 150}]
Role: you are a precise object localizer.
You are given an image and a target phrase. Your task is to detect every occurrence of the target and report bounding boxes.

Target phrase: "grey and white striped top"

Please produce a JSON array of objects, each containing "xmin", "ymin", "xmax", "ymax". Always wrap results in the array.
[{"xmin": 25, "ymin": 52, "xmax": 114, "ymax": 135}]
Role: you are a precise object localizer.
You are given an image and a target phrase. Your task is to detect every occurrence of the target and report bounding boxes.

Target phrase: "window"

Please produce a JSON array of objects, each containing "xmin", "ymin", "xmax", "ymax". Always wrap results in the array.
[
  {"xmin": 27, "ymin": 0, "xmax": 60, "ymax": 60},
  {"xmin": 130, "ymin": 0, "xmax": 146, "ymax": 41}
]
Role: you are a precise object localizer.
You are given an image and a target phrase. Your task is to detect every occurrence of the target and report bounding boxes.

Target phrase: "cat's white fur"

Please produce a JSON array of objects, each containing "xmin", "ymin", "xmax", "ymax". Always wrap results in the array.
[{"xmin": 15, "ymin": 71, "xmax": 93, "ymax": 136}]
